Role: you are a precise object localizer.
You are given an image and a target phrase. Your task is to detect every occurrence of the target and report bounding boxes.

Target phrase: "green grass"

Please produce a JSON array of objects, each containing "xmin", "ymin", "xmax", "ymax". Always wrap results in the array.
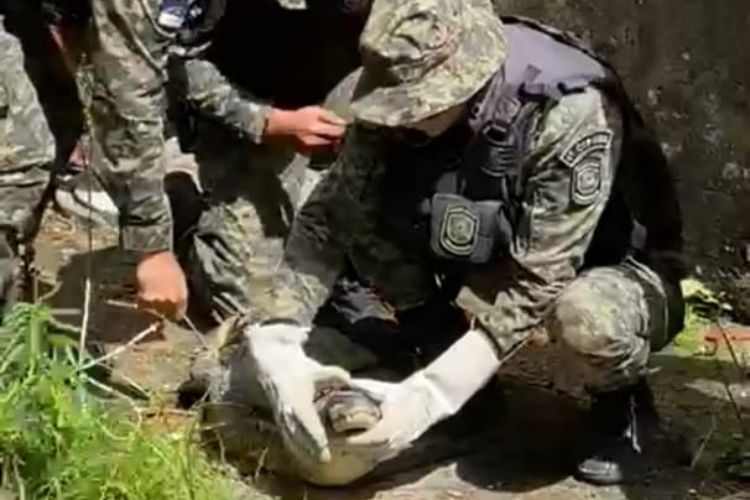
[
  {"xmin": 673, "ymin": 281, "xmax": 750, "ymax": 482},
  {"xmin": 673, "ymin": 279, "xmax": 732, "ymax": 355},
  {"xmin": 0, "ymin": 302, "xmax": 239, "ymax": 499}
]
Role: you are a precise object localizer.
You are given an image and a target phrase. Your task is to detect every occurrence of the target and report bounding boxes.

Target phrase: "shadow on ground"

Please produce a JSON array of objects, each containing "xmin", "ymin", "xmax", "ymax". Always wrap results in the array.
[
  {"xmin": 42, "ymin": 246, "xmax": 161, "ymax": 344},
  {"xmin": 40, "ymin": 245, "xmax": 202, "ymax": 396}
]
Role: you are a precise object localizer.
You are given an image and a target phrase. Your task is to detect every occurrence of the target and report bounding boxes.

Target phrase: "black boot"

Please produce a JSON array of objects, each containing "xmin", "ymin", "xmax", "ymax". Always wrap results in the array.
[{"xmin": 576, "ymin": 379, "xmax": 659, "ymax": 485}]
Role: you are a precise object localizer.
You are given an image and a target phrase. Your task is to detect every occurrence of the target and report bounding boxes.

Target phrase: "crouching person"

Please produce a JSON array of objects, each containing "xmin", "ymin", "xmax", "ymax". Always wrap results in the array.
[{"xmin": 193, "ymin": 0, "xmax": 686, "ymax": 487}]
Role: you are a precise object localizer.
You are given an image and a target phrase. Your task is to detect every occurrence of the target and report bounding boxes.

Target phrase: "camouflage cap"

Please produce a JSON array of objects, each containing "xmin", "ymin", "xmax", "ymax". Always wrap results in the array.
[
  {"xmin": 350, "ymin": 0, "xmax": 506, "ymax": 127},
  {"xmin": 274, "ymin": 0, "xmax": 307, "ymax": 9}
]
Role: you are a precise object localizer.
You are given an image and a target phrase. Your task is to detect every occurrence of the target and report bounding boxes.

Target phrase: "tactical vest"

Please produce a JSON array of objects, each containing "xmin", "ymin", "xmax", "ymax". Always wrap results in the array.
[{"xmin": 383, "ymin": 17, "xmax": 685, "ymax": 281}]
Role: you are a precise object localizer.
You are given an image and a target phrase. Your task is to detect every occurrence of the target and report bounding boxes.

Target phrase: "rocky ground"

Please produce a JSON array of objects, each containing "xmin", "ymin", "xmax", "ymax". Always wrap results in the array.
[{"xmin": 30, "ymin": 192, "xmax": 750, "ymax": 500}]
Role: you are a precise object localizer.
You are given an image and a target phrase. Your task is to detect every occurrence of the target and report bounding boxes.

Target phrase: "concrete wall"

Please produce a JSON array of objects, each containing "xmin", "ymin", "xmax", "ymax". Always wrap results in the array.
[{"xmin": 495, "ymin": 0, "xmax": 750, "ymax": 316}]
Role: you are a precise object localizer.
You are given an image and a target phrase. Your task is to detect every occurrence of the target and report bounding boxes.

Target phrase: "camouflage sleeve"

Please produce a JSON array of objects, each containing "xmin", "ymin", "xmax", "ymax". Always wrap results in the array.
[
  {"xmin": 174, "ymin": 57, "xmax": 271, "ymax": 144},
  {"xmin": 269, "ymin": 125, "xmax": 383, "ymax": 326},
  {"xmin": 456, "ymin": 87, "xmax": 624, "ymax": 352},
  {"xmin": 88, "ymin": 0, "xmax": 173, "ymax": 253}
]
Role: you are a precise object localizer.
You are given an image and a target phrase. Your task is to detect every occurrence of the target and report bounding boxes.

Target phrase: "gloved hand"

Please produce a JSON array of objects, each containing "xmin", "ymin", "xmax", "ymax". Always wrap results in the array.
[
  {"xmin": 343, "ymin": 328, "xmax": 503, "ymax": 461},
  {"xmin": 243, "ymin": 322, "xmax": 351, "ymax": 468}
]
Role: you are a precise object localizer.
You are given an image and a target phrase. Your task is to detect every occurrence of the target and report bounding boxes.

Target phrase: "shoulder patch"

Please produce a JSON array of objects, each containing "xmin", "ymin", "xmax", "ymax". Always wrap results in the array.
[
  {"xmin": 571, "ymin": 161, "xmax": 602, "ymax": 206},
  {"xmin": 559, "ymin": 131, "xmax": 613, "ymax": 168},
  {"xmin": 560, "ymin": 131, "xmax": 613, "ymax": 206}
]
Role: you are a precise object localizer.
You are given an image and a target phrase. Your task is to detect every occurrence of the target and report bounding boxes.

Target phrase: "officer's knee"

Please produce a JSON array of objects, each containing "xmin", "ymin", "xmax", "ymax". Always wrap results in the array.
[{"xmin": 550, "ymin": 280, "xmax": 631, "ymax": 359}]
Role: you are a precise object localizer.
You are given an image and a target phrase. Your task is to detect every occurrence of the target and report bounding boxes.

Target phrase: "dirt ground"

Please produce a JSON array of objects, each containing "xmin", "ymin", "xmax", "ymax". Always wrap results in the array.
[{"xmin": 31, "ymin": 203, "xmax": 750, "ymax": 500}]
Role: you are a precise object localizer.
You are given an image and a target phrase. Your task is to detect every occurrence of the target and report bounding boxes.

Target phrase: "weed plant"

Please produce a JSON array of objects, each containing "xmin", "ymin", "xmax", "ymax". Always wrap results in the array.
[{"xmin": 0, "ymin": 303, "xmax": 237, "ymax": 499}]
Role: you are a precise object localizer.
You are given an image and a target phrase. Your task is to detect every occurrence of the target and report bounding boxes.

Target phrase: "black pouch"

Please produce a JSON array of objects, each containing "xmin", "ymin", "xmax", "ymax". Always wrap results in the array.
[{"xmin": 429, "ymin": 193, "xmax": 512, "ymax": 264}]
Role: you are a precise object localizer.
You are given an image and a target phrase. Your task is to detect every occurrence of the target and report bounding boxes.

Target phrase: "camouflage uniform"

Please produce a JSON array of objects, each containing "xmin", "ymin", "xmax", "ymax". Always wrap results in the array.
[
  {"xmin": 0, "ymin": 19, "xmax": 56, "ymax": 305},
  {"xmin": 258, "ymin": 3, "xmax": 685, "ymax": 394},
  {"xmin": 175, "ymin": 105, "xmax": 312, "ymax": 322},
  {"xmin": 164, "ymin": 1, "xmax": 366, "ymax": 323},
  {"xmin": 165, "ymin": 22, "xmax": 311, "ymax": 322},
  {"xmin": 0, "ymin": 0, "xmax": 89, "ymax": 235},
  {"xmin": 2, "ymin": 0, "xmax": 89, "ymax": 302},
  {"xmin": 0, "ymin": 0, "xmax": 175, "ymax": 312},
  {"xmin": 193, "ymin": 0, "xmax": 685, "ymax": 486},
  {"xmin": 2, "ymin": 0, "xmax": 322, "ymax": 319},
  {"xmin": 194, "ymin": 84, "xmax": 675, "ymax": 484},
  {"xmin": 0, "ymin": 0, "xmax": 168, "ymax": 318},
  {"xmin": 86, "ymin": 0, "xmax": 323, "ymax": 256},
  {"xmin": 0, "ymin": 0, "xmax": 92, "ymax": 313},
  {"xmin": 87, "ymin": 0, "xmax": 175, "ymax": 254}
]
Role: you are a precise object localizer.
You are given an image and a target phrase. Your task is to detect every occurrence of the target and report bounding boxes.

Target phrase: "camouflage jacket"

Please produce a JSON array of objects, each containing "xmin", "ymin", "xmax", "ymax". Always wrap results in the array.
[{"xmin": 268, "ymin": 81, "xmax": 630, "ymax": 351}]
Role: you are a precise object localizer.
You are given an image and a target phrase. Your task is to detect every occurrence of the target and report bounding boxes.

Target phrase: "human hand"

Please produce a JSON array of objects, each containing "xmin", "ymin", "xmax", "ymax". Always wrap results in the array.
[
  {"xmin": 136, "ymin": 250, "xmax": 188, "ymax": 321},
  {"xmin": 263, "ymin": 106, "xmax": 346, "ymax": 155}
]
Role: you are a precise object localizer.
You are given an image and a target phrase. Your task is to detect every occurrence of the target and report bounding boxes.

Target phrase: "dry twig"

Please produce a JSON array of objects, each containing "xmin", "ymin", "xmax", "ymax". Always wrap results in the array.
[{"xmin": 80, "ymin": 322, "xmax": 160, "ymax": 371}]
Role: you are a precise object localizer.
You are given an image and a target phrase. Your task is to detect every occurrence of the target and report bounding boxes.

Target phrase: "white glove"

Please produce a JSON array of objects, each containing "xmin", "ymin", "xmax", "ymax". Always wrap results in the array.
[
  {"xmin": 243, "ymin": 322, "xmax": 351, "ymax": 468},
  {"xmin": 343, "ymin": 328, "xmax": 502, "ymax": 461}
]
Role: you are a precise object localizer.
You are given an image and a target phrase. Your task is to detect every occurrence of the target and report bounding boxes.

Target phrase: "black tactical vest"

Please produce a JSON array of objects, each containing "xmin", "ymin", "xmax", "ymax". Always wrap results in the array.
[{"xmin": 383, "ymin": 17, "xmax": 685, "ymax": 281}]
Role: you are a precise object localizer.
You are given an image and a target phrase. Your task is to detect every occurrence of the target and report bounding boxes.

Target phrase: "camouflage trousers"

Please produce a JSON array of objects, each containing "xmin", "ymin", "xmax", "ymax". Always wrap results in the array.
[
  {"xmin": 548, "ymin": 256, "xmax": 683, "ymax": 394},
  {"xmin": 0, "ymin": 20, "xmax": 57, "ymax": 309},
  {"xmin": 0, "ymin": 20, "xmax": 57, "ymax": 244},
  {"xmin": 0, "ymin": 9, "xmax": 89, "ymax": 309},
  {"xmin": 170, "ymin": 67, "xmax": 362, "ymax": 325},
  {"xmin": 174, "ymin": 117, "xmax": 315, "ymax": 324}
]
